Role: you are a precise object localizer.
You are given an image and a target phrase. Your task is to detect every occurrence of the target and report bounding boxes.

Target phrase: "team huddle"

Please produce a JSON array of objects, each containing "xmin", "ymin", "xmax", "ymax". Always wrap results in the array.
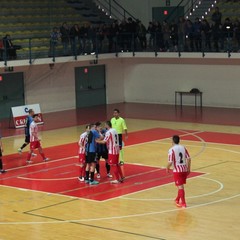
[{"xmin": 78, "ymin": 109, "xmax": 128, "ymax": 185}]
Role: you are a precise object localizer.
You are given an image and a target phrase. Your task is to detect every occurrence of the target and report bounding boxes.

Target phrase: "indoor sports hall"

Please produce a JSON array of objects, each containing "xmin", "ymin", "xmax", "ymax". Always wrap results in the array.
[{"xmin": 0, "ymin": 0, "xmax": 240, "ymax": 238}]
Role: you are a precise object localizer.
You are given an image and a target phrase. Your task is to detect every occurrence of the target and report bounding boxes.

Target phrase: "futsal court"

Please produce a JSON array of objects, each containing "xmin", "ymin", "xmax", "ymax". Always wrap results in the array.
[{"xmin": 0, "ymin": 103, "xmax": 239, "ymax": 240}]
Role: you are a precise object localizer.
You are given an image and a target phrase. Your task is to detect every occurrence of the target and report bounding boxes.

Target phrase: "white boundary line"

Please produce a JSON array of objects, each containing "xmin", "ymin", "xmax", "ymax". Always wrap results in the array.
[
  {"xmin": 0, "ymin": 193, "xmax": 239, "ymax": 225},
  {"xmin": 121, "ymin": 176, "xmax": 224, "ymax": 201}
]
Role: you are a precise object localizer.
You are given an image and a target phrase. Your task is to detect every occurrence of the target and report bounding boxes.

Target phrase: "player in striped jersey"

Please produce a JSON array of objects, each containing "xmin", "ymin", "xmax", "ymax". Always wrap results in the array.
[
  {"xmin": 26, "ymin": 114, "xmax": 49, "ymax": 164},
  {"xmin": 167, "ymin": 135, "xmax": 191, "ymax": 208},
  {"xmin": 97, "ymin": 120, "xmax": 124, "ymax": 184},
  {"xmin": 78, "ymin": 124, "xmax": 90, "ymax": 182}
]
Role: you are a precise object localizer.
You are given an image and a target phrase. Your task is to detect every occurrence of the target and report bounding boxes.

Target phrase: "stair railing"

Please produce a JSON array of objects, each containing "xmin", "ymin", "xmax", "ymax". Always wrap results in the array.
[{"xmin": 94, "ymin": 0, "xmax": 137, "ymax": 21}]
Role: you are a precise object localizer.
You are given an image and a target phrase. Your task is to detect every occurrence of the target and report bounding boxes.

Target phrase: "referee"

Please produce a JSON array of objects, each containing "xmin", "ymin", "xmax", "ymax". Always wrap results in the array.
[{"xmin": 111, "ymin": 109, "xmax": 128, "ymax": 177}]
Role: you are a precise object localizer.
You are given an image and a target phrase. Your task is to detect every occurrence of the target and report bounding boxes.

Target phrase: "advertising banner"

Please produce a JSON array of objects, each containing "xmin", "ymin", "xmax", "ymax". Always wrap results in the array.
[{"xmin": 11, "ymin": 104, "xmax": 44, "ymax": 128}]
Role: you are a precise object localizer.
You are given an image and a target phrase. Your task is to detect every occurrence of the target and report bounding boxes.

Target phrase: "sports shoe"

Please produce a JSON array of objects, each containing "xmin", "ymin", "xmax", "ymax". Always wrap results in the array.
[
  {"xmin": 26, "ymin": 160, "xmax": 33, "ymax": 164},
  {"xmin": 0, "ymin": 169, "xmax": 7, "ymax": 174},
  {"xmin": 119, "ymin": 177, "xmax": 125, "ymax": 183},
  {"xmin": 175, "ymin": 199, "xmax": 180, "ymax": 205},
  {"xmin": 89, "ymin": 180, "xmax": 99, "ymax": 185},
  {"xmin": 110, "ymin": 180, "xmax": 120, "ymax": 184},
  {"xmin": 96, "ymin": 173, "xmax": 101, "ymax": 179},
  {"xmin": 78, "ymin": 177, "xmax": 85, "ymax": 182},
  {"xmin": 181, "ymin": 203, "xmax": 187, "ymax": 208},
  {"xmin": 43, "ymin": 158, "xmax": 49, "ymax": 161},
  {"xmin": 107, "ymin": 173, "xmax": 113, "ymax": 178},
  {"xmin": 18, "ymin": 148, "xmax": 22, "ymax": 154},
  {"xmin": 85, "ymin": 179, "xmax": 90, "ymax": 184},
  {"xmin": 32, "ymin": 153, "xmax": 37, "ymax": 157}
]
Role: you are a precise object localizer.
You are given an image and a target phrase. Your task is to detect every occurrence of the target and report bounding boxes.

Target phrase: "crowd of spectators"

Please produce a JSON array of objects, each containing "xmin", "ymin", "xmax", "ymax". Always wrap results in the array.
[{"xmin": 49, "ymin": 8, "xmax": 240, "ymax": 57}]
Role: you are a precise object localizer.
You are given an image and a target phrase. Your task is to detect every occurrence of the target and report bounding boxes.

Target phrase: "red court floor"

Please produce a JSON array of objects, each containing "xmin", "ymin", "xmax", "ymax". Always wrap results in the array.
[{"xmin": 1, "ymin": 127, "xmax": 239, "ymax": 201}]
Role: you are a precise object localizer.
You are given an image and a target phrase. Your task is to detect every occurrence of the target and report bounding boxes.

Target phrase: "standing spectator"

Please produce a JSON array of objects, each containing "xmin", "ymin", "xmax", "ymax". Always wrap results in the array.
[
  {"xmin": 170, "ymin": 20, "xmax": 178, "ymax": 51},
  {"xmin": 147, "ymin": 21, "xmax": 156, "ymax": 49},
  {"xmin": 18, "ymin": 109, "xmax": 37, "ymax": 156},
  {"xmin": 0, "ymin": 129, "xmax": 7, "ymax": 174},
  {"xmin": 119, "ymin": 19, "xmax": 128, "ymax": 51},
  {"xmin": 184, "ymin": 19, "xmax": 194, "ymax": 51},
  {"xmin": 223, "ymin": 17, "xmax": 234, "ymax": 52},
  {"xmin": 192, "ymin": 17, "xmax": 202, "ymax": 51},
  {"xmin": 96, "ymin": 121, "xmax": 124, "ymax": 184},
  {"xmin": 108, "ymin": 20, "xmax": 119, "ymax": 53},
  {"xmin": 162, "ymin": 20, "xmax": 171, "ymax": 51},
  {"xmin": 201, "ymin": 19, "xmax": 211, "ymax": 51},
  {"xmin": 177, "ymin": 16, "xmax": 186, "ymax": 52},
  {"xmin": 88, "ymin": 24, "xmax": 97, "ymax": 54},
  {"xmin": 136, "ymin": 20, "xmax": 147, "ymax": 51},
  {"xmin": 126, "ymin": 17, "xmax": 137, "ymax": 51},
  {"xmin": 154, "ymin": 21, "xmax": 164, "ymax": 51},
  {"xmin": 97, "ymin": 24, "xmax": 107, "ymax": 53},
  {"xmin": 60, "ymin": 22, "xmax": 70, "ymax": 56},
  {"xmin": 85, "ymin": 123, "xmax": 102, "ymax": 185},
  {"xmin": 211, "ymin": 7, "xmax": 222, "ymax": 27},
  {"xmin": 78, "ymin": 124, "xmax": 90, "ymax": 182},
  {"xmin": 111, "ymin": 109, "xmax": 128, "ymax": 178},
  {"xmin": 166, "ymin": 135, "xmax": 191, "ymax": 208},
  {"xmin": 26, "ymin": 114, "xmax": 49, "ymax": 164},
  {"xmin": 49, "ymin": 27, "xmax": 61, "ymax": 57},
  {"xmin": 70, "ymin": 24, "xmax": 81, "ymax": 56},
  {"xmin": 79, "ymin": 23, "xmax": 89, "ymax": 54}
]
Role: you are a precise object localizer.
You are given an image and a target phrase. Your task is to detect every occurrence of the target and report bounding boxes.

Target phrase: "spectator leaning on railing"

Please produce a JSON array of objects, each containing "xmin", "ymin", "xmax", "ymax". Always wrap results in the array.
[{"xmin": 49, "ymin": 27, "xmax": 61, "ymax": 57}]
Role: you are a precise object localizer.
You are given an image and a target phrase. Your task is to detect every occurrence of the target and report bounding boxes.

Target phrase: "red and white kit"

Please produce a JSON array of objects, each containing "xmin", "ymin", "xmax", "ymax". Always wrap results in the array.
[
  {"xmin": 78, "ymin": 131, "xmax": 88, "ymax": 164},
  {"xmin": 104, "ymin": 128, "xmax": 120, "ymax": 164},
  {"xmin": 168, "ymin": 144, "xmax": 190, "ymax": 173}
]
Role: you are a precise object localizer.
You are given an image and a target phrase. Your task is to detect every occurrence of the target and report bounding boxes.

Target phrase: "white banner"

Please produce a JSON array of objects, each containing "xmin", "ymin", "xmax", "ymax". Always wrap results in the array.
[{"xmin": 11, "ymin": 104, "xmax": 44, "ymax": 128}]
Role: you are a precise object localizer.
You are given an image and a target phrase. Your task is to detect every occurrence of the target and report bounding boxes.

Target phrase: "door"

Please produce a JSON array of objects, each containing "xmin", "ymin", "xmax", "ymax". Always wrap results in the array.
[
  {"xmin": 0, "ymin": 72, "xmax": 25, "ymax": 119},
  {"xmin": 75, "ymin": 65, "xmax": 106, "ymax": 108}
]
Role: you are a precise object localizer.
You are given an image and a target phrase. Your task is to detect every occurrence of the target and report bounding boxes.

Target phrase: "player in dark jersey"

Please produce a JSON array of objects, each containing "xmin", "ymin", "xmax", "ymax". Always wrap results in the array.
[
  {"xmin": 18, "ymin": 109, "xmax": 36, "ymax": 156},
  {"xmin": 95, "ymin": 122, "xmax": 112, "ymax": 179}
]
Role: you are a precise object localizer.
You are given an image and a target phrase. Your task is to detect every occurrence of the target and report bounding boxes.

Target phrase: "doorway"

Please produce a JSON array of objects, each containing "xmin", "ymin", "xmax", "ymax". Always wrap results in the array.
[
  {"xmin": 75, "ymin": 65, "xmax": 106, "ymax": 108},
  {"xmin": 0, "ymin": 72, "xmax": 25, "ymax": 119}
]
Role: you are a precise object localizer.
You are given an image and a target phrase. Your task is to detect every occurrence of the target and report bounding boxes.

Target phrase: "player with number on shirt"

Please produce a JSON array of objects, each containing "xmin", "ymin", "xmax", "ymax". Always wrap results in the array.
[{"xmin": 166, "ymin": 135, "xmax": 191, "ymax": 208}]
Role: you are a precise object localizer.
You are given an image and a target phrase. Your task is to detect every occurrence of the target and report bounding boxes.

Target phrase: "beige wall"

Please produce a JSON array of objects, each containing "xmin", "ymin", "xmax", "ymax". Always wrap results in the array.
[
  {"xmin": 8, "ymin": 54, "xmax": 240, "ymax": 113},
  {"xmin": 122, "ymin": 58, "xmax": 240, "ymax": 107}
]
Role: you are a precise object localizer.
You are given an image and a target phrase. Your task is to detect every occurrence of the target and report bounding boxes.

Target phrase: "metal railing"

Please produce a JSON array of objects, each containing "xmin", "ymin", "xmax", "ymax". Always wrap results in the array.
[{"xmin": 1, "ymin": 29, "xmax": 239, "ymax": 66}]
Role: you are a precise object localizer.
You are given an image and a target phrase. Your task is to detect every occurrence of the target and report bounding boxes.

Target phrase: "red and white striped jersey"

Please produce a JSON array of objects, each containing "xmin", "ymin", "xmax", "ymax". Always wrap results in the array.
[
  {"xmin": 29, "ymin": 121, "xmax": 39, "ymax": 142},
  {"xmin": 78, "ymin": 131, "xmax": 88, "ymax": 154},
  {"xmin": 104, "ymin": 128, "xmax": 120, "ymax": 155},
  {"xmin": 168, "ymin": 144, "xmax": 190, "ymax": 172}
]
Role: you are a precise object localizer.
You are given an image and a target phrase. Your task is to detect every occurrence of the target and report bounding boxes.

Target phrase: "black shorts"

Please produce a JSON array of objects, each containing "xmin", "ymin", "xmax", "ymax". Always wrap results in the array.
[
  {"xmin": 25, "ymin": 136, "xmax": 30, "ymax": 143},
  {"xmin": 118, "ymin": 134, "xmax": 123, "ymax": 149},
  {"xmin": 0, "ymin": 149, "xmax": 2, "ymax": 157},
  {"xmin": 86, "ymin": 152, "xmax": 97, "ymax": 164},
  {"xmin": 96, "ymin": 151, "xmax": 108, "ymax": 161}
]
